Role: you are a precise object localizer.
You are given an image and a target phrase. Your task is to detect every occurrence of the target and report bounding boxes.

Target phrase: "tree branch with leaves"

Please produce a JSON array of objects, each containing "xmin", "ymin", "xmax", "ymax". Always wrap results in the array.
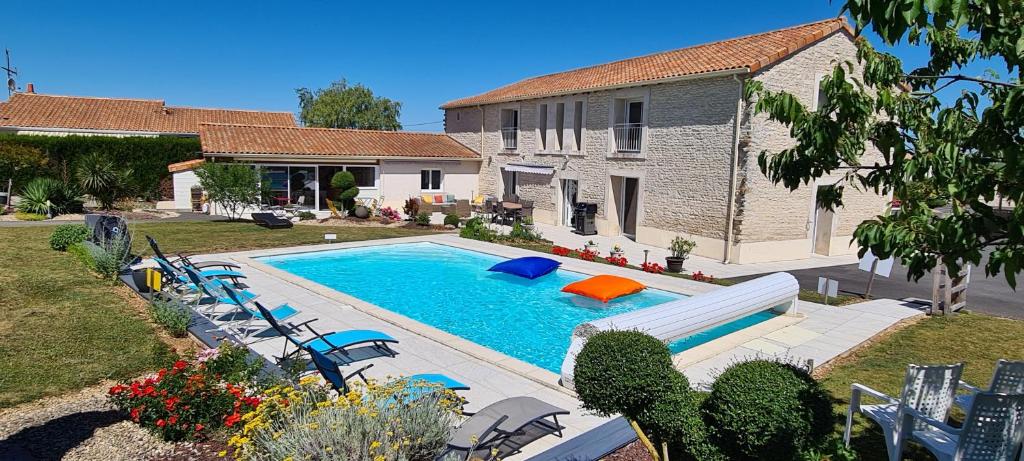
[
  {"xmin": 296, "ymin": 79, "xmax": 402, "ymax": 130},
  {"xmin": 745, "ymin": 0, "xmax": 1023, "ymax": 287}
]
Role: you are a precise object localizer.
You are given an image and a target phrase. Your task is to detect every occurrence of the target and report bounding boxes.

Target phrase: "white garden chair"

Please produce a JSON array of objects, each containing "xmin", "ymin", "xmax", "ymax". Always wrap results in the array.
[
  {"xmin": 956, "ymin": 360, "xmax": 1024, "ymax": 412},
  {"xmin": 844, "ymin": 363, "xmax": 963, "ymax": 461},
  {"xmin": 907, "ymin": 392, "xmax": 1024, "ymax": 461}
]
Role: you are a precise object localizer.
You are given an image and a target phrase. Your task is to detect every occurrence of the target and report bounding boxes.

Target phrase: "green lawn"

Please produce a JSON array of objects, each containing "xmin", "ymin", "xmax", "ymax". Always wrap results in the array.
[
  {"xmin": 821, "ymin": 313, "xmax": 1024, "ymax": 459},
  {"xmin": 0, "ymin": 221, "xmax": 434, "ymax": 408}
]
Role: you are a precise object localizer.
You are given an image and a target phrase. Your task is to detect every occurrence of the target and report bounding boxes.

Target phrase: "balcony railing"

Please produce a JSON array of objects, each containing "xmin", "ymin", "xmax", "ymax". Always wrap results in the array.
[
  {"xmin": 501, "ymin": 127, "xmax": 518, "ymax": 149},
  {"xmin": 614, "ymin": 123, "xmax": 642, "ymax": 153}
]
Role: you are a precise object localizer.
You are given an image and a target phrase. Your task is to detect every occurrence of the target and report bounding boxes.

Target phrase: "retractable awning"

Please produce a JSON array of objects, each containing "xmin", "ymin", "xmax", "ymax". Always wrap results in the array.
[{"xmin": 504, "ymin": 163, "xmax": 554, "ymax": 174}]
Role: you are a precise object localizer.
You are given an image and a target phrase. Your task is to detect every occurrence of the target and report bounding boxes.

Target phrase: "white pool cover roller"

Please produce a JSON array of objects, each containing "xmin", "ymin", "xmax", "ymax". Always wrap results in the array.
[{"xmin": 560, "ymin": 272, "xmax": 799, "ymax": 390}]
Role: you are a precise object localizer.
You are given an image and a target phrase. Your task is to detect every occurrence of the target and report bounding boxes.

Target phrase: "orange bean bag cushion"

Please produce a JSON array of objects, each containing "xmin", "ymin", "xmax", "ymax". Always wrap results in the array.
[{"xmin": 562, "ymin": 275, "xmax": 646, "ymax": 303}]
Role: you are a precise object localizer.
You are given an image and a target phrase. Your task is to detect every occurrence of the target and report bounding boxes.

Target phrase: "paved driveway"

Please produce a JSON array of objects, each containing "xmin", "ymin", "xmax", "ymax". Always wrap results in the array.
[{"xmin": 729, "ymin": 251, "xmax": 1023, "ymax": 319}]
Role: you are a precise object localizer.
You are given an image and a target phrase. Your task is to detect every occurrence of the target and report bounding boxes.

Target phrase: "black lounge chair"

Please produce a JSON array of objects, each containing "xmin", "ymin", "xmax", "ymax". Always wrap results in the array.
[
  {"xmin": 251, "ymin": 212, "xmax": 293, "ymax": 229},
  {"xmin": 438, "ymin": 396, "xmax": 569, "ymax": 460}
]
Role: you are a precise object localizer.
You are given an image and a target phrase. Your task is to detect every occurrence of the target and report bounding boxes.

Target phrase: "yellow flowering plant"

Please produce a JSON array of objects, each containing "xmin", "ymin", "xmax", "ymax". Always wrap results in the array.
[{"xmin": 227, "ymin": 374, "xmax": 462, "ymax": 460}]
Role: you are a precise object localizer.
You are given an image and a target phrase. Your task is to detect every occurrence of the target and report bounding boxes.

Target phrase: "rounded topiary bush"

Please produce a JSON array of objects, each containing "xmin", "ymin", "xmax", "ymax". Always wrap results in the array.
[
  {"xmin": 703, "ymin": 359, "xmax": 833, "ymax": 461},
  {"xmin": 640, "ymin": 373, "xmax": 726, "ymax": 461},
  {"xmin": 574, "ymin": 330, "xmax": 678, "ymax": 421},
  {"xmin": 443, "ymin": 213, "xmax": 460, "ymax": 227},
  {"xmin": 49, "ymin": 224, "xmax": 91, "ymax": 251}
]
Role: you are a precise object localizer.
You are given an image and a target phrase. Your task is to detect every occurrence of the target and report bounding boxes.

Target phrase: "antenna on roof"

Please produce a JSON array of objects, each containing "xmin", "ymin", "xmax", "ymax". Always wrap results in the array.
[{"xmin": 2, "ymin": 49, "xmax": 18, "ymax": 97}]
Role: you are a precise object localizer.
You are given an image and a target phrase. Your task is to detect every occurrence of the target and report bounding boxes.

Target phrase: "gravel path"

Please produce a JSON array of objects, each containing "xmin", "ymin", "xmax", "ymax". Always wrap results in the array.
[{"xmin": 0, "ymin": 383, "xmax": 174, "ymax": 461}]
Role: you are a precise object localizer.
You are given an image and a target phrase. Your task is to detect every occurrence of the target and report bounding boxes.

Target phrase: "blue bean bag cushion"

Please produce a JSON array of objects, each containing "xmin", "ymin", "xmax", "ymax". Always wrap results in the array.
[{"xmin": 488, "ymin": 256, "xmax": 561, "ymax": 279}]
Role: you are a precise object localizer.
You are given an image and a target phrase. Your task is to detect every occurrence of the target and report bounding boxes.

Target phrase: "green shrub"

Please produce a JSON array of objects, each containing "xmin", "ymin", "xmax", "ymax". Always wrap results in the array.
[
  {"xmin": 49, "ymin": 224, "xmax": 90, "ymax": 251},
  {"xmin": 296, "ymin": 210, "xmax": 317, "ymax": 221},
  {"xmin": 149, "ymin": 296, "xmax": 191, "ymax": 338},
  {"xmin": 0, "ymin": 142, "xmax": 49, "ymax": 195},
  {"xmin": 508, "ymin": 221, "xmax": 543, "ymax": 241},
  {"xmin": 415, "ymin": 211, "xmax": 431, "ymax": 226},
  {"xmin": 0, "ymin": 134, "xmax": 200, "ymax": 200},
  {"xmin": 574, "ymin": 330, "xmax": 678, "ymax": 421},
  {"xmin": 16, "ymin": 177, "xmax": 82, "ymax": 216},
  {"xmin": 195, "ymin": 163, "xmax": 266, "ymax": 221},
  {"xmin": 76, "ymin": 152, "xmax": 136, "ymax": 210},
  {"xmin": 703, "ymin": 360, "xmax": 833, "ymax": 461},
  {"xmin": 642, "ymin": 377, "xmax": 725, "ymax": 461},
  {"xmin": 14, "ymin": 211, "xmax": 46, "ymax": 221},
  {"xmin": 459, "ymin": 216, "xmax": 497, "ymax": 242},
  {"xmin": 443, "ymin": 213, "xmax": 460, "ymax": 227}
]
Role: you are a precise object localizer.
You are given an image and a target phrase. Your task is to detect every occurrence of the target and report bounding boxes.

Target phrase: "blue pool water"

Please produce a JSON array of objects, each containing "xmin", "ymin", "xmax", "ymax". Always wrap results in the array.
[
  {"xmin": 667, "ymin": 310, "xmax": 777, "ymax": 354},
  {"xmin": 261, "ymin": 242, "xmax": 770, "ymax": 372}
]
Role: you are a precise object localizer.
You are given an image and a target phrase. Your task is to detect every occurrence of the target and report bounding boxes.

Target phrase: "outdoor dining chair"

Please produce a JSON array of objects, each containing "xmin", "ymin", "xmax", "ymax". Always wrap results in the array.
[
  {"xmin": 907, "ymin": 392, "xmax": 1024, "ymax": 461},
  {"xmin": 845, "ymin": 363, "xmax": 964, "ymax": 461},
  {"xmin": 956, "ymin": 360, "xmax": 1024, "ymax": 412}
]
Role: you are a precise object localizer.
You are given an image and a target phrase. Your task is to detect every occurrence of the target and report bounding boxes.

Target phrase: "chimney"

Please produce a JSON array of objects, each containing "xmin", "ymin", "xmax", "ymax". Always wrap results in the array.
[{"xmin": 25, "ymin": 83, "xmax": 35, "ymax": 94}]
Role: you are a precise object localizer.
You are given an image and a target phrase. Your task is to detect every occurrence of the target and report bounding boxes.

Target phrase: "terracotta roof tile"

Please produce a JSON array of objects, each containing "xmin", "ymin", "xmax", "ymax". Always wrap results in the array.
[
  {"xmin": 0, "ymin": 93, "xmax": 296, "ymax": 134},
  {"xmin": 199, "ymin": 123, "xmax": 480, "ymax": 159},
  {"xmin": 167, "ymin": 158, "xmax": 206, "ymax": 173},
  {"xmin": 441, "ymin": 18, "xmax": 852, "ymax": 108}
]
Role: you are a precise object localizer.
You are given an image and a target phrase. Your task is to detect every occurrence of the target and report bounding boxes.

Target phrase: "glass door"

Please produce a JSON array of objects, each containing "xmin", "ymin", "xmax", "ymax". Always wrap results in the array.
[{"xmin": 562, "ymin": 179, "xmax": 578, "ymax": 226}]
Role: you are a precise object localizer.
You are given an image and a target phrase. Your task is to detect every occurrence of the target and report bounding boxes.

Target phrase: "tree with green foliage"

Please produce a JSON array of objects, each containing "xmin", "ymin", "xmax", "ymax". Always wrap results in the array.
[
  {"xmin": 194, "ymin": 163, "xmax": 267, "ymax": 221},
  {"xmin": 296, "ymin": 79, "xmax": 402, "ymax": 130},
  {"xmin": 0, "ymin": 142, "xmax": 49, "ymax": 195},
  {"xmin": 330, "ymin": 170, "xmax": 360, "ymax": 212},
  {"xmin": 745, "ymin": 1, "xmax": 1024, "ymax": 287},
  {"xmin": 75, "ymin": 152, "xmax": 135, "ymax": 210}
]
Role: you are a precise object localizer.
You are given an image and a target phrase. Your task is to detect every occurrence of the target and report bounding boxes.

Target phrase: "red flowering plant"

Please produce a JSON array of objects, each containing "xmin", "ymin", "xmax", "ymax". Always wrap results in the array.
[
  {"xmin": 605, "ymin": 256, "xmax": 628, "ymax": 267},
  {"xmin": 109, "ymin": 343, "xmax": 263, "ymax": 441},
  {"xmin": 578, "ymin": 248, "xmax": 598, "ymax": 261},
  {"xmin": 551, "ymin": 245, "xmax": 573, "ymax": 257},
  {"xmin": 641, "ymin": 262, "xmax": 665, "ymax": 274},
  {"xmin": 691, "ymin": 271, "xmax": 715, "ymax": 282}
]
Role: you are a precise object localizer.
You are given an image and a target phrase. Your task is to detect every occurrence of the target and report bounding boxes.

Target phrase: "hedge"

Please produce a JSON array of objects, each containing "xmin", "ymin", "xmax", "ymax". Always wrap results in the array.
[{"xmin": 0, "ymin": 134, "xmax": 201, "ymax": 200}]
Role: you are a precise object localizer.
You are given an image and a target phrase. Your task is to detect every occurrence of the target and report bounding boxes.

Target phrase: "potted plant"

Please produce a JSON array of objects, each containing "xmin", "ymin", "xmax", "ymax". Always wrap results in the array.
[
  {"xmin": 665, "ymin": 236, "xmax": 696, "ymax": 273},
  {"xmin": 584, "ymin": 240, "xmax": 598, "ymax": 253},
  {"xmin": 610, "ymin": 244, "xmax": 624, "ymax": 258},
  {"xmin": 521, "ymin": 216, "xmax": 535, "ymax": 232}
]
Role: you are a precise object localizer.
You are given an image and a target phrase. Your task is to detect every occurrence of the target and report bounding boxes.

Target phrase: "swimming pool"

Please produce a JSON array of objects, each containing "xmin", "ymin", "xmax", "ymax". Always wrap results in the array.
[{"xmin": 261, "ymin": 242, "xmax": 769, "ymax": 372}]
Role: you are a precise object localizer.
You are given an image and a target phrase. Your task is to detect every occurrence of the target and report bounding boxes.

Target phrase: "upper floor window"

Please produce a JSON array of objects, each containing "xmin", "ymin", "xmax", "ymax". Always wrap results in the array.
[
  {"xmin": 613, "ymin": 98, "xmax": 644, "ymax": 153},
  {"xmin": 554, "ymin": 102, "xmax": 565, "ymax": 151},
  {"xmin": 573, "ymin": 100, "xmax": 584, "ymax": 151},
  {"xmin": 500, "ymin": 109, "xmax": 518, "ymax": 150},
  {"xmin": 537, "ymin": 103, "xmax": 549, "ymax": 151}
]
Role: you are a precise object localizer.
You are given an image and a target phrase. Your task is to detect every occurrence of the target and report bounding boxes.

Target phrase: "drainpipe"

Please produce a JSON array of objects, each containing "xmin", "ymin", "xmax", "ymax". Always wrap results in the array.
[{"xmin": 723, "ymin": 74, "xmax": 745, "ymax": 264}]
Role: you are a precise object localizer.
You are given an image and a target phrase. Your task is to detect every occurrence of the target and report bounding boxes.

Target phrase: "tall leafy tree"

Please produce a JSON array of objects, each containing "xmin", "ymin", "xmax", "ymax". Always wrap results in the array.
[
  {"xmin": 194, "ymin": 163, "xmax": 267, "ymax": 221},
  {"xmin": 296, "ymin": 79, "xmax": 402, "ymax": 130},
  {"xmin": 745, "ymin": 1, "xmax": 1023, "ymax": 286}
]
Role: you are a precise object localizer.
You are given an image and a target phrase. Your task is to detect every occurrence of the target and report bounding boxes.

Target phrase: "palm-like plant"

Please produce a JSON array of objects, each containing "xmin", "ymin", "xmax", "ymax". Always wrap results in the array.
[
  {"xmin": 76, "ymin": 152, "xmax": 134, "ymax": 210},
  {"xmin": 17, "ymin": 177, "xmax": 59, "ymax": 216}
]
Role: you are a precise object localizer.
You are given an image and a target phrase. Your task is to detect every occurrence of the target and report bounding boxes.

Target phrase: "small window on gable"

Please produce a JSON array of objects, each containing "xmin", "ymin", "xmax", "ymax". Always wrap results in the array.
[{"xmin": 815, "ymin": 77, "xmax": 828, "ymax": 112}]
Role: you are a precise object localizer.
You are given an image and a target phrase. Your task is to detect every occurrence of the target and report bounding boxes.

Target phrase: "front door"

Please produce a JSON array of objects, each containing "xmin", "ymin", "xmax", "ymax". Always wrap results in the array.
[
  {"xmin": 812, "ymin": 186, "xmax": 834, "ymax": 255},
  {"xmin": 562, "ymin": 179, "xmax": 578, "ymax": 226}
]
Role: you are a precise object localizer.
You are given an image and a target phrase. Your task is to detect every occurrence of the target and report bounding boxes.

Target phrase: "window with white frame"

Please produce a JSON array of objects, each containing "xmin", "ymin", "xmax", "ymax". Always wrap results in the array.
[
  {"xmin": 612, "ymin": 98, "xmax": 644, "ymax": 153},
  {"xmin": 537, "ymin": 103, "xmax": 548, "ymax": 151},
  {"xmin": 420, "ymin": 169, "xmax": 442, "ymax": 191},
  {"xmin": 572, "ymin": 100, "xmax": 584, "ymax": 151},
  {"xmin": 554, "ymin": 102, "xmax": 565, "ymax": 151},
  {"xmin": 500, "ymin": 109, "xmax": 518, "ymax": 149}
]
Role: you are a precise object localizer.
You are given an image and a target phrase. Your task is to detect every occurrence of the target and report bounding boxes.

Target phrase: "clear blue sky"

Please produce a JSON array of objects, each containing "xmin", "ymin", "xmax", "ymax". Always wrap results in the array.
[{"xmin": 0, "ymin": 1, "xmax": 996, "ymax": 131}]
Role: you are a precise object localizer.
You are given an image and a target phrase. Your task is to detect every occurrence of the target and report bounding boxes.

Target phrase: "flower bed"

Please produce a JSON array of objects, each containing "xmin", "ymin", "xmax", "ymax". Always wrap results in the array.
[{"xmin": 109, "ymin": 344, "xmax": 263, "ymax": 442}]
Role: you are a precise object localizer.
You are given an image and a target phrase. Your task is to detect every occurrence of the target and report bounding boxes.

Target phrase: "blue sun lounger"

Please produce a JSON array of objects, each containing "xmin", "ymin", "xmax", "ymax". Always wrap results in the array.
[
  {"xmin": 254, "ymin": 302, "xmax": 399, "ymax": 361},
  {"xmin": 181, "ymin": 266, "xmax": 261, "ymax": 317},
  {"xmin": 305, "ymin": 345, "xmax": 469, "ymax": 400}
]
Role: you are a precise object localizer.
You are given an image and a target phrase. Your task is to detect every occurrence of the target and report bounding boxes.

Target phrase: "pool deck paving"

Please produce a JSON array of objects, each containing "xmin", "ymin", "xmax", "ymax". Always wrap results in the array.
[{"xmin": 183, "ymin": 234, "xmax": 924, "ymax": 458}]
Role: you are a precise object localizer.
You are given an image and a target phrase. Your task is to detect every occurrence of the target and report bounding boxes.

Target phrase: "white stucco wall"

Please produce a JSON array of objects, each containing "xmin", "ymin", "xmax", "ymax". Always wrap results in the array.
[
  {"xmin": 171, "ymin": 170, "xmax": 200, "ymax": 210},
  {"xmin": 379, "ymin": 160, "xmax": 481, "ymax": 208}
]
